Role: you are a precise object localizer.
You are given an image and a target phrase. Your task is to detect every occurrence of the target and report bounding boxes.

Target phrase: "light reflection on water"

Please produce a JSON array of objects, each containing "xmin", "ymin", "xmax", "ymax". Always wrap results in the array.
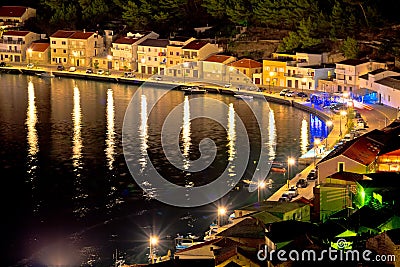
[
  {"xmin": 182, "ymin": 96, "xmax": 191, "ymax": 170},
  {"xmin": 26, "ymin": 80, "xmax": 39, "ymax": 213},
  {"xmin": 0, "ymin": 74, "xmax": 329, "ymax": 266},
  {"xmin": 300, "ymin": 118, "xmax": 309, "ymax": 155}
]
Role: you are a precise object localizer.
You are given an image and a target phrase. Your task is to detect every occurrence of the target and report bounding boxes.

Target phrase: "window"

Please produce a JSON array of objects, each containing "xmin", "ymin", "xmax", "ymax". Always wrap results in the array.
[
  {"xmin": 148, "ymin": 48, "xmax": 151, "ymax": 52},
  {"xmin": 243, "ymin": 69, "xmax": 247, "ymax": 74},
  {"xmin": 170, "ymin": 61, "xmax": 173, "ymax": 64},
  {"xmin": 170, "ymin": 51, "xmax": 173, "ymax": 55},
  {"xmin": 176, "ymin": 52, "xmax": 180, "ymax": 56},
  {"xmin": 63, "ymin": 50, "xmax": 66, "ymax": 53},
  {"xmin": 62, "ymin": 41, "xmax": 66, "ymax": 45},
  {"xmin": 338, "ymin": 162, "xmax": 344, "ymax": 172},
  {"xmin": 52, "ymin": 58, "xmax": 56, "ymax": 62},
  {"xmin": 349, "ymin": 76, "xmax": 352, "ymax": 81},
  {"xmin": 388, "ymin": 95, "xmax": 391, "ymax": 102},
  {"xmin": 52, "ymin": 41, "xmax": 56, "ymax": 44},
  {"xmin": 39, "ymin": 53, "xmax": 41, "ymax": 58},
  {"xmin": 148, "ymin": 57, "xmax": 151, "ymax": 61},
  {"xmin": 63, "ymin": 58, "xmax": 66, "ymax": 62},
  {"xmin": 53, "ymin": 49, "xmax": 56, "ymax": 53}
]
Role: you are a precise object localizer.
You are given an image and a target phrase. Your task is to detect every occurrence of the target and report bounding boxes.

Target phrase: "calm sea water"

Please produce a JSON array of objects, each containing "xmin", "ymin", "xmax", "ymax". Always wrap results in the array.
[{"xmin": 0, "ymin": 74, "xmax": 328, "ymax": 266}]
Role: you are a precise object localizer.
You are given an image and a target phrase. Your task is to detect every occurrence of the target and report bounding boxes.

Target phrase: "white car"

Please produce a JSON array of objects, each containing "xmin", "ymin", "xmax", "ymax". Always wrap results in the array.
[
  {"xmin": 26, "ymin": 63, "xmax": 34, "ymax": 69},
  {"xmin": 224, "ymin": 83, "xmax": 231, "ymax": 88},
  {"xmin": 285, "ymin": 90, "xmax": 295, "ymax": 97},
  {"xmin": 279, "ymin": 89, "xmax": 289, "ymax": 96},
  {"xmin": 69, "ymin": 66, "xmax": 76, "ymax": 72},
  {"xmin": 97, "ymin": 69, "xmax": 105, "ymax": 75}
]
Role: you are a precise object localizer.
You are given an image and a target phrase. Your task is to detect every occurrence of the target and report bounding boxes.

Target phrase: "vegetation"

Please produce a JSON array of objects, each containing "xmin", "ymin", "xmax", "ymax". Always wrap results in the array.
[{"xmin": 7, "ymin": 0, "xmax": 400, "ymax": 58}]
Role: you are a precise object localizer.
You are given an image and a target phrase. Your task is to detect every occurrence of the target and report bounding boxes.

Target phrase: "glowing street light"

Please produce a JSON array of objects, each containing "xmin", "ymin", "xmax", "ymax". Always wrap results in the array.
[
  {"xmin": 325, "ymin": 120, "xmax": 333, "ymax": 149},
  {"xmin": 183, "ymin": 62, "xmax": 189, "ymax": 84},
  {"xmin": 287, "ymin": 157, "xmax": 295, "ymax": 189},
  {"xmin": 258, "ymin": 181, "xmax": 266, "ymax": 202},
  {"xmin": 269, "ymin": 71, "xmax": 275, "ymax": 93},
  {"xmin": 149, "ymin": 235, "xmax": 159, "ymax": 264},
  {"xmin": 314, "ymin": 138, "xmax": 321, "ymax": 166},
  {"xmin": 301, "ymin": 77, "xmax": 307, "ymax": 93},
  {"xmin": 217, "ymin": 206, "xmax": 226, "ymax": 227},
  {"xmin": 228, "ymin": 66, "xmax": 234, "ymax": 83},
  {"xmin": 339, "ymin": 110, "xmax": 347, "ymax": 137}
]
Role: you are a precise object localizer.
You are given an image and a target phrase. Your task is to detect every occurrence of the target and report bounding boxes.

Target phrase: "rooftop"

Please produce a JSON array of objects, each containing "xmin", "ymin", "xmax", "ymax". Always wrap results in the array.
[
  {"xmin": 369, "ymin": 68, "xmax": 386, "ymax": 75},
  {"xmin": 327, "ymin": 171, "xmax": 365, "ymax": 182},
  {"xmin": 29, "ymin": 42, "xmax": 50, "ymax": 52},
  {"xmin": 0, "ymin": 6, "xmax": 30, "ymax": 17},
  {"xmin": 2, "ymin": 30, "xmax": 30, "ymax": 36},
  {"xmin": 113, "ymin": 36, "xmax": 139, "ymax": 44},
  {"xmin": 375, "ymin": 76, "xmax": 400, "ymax": 90},
  {"xmin": 182, "ymin": 40, "xmax": 209, "ymax": 50},
  {"xmin": 229, "ymin": 58, "xmax": 262, "ymax": 68},
  {"xmin": 50, "ymin": 30, "xmax": 75, "ymax": 38},
  {"xmin": 139, "ymin": 39, "xmax": 169, "ymax": 47},
  {"xmin": 204, "ymin": 54, "xmax": 233, "ymax": 63},
  {"xmin": 69, "ymin": 31, "xmax": 95, "ymax": 40}
]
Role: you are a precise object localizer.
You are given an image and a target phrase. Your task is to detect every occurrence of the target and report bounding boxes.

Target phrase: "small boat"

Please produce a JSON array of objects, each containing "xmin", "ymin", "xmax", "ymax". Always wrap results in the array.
[
  {"xmin": 270, "ymin": 162, "xmax": 286, "ymax": 173},
  {"xmin": 175, "ymin": 236, "xmax": 203, "ymax": 250},
  {"xmin": 234, "ymin": 94, "xmax": 253, "ymax": 100},
  {"xmin": 183, "ymin": 86, "xmax": 206, "ymax": 94},
  {"xmin": 36, "ymin": 71, "xmax": 55, "ymax": 78}
]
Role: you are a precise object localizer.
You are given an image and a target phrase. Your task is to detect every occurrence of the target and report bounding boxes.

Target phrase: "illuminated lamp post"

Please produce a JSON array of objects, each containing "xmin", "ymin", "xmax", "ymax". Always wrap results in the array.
[
  {"xmin": 107, "ymin": 54, "xmax": 112, "ymax": 74},
  {"xmin": 141, "ymin": 58, "xmax": 146, "ymax": 79},
  {"xmin": 301, "ymin": 77, "xmax": 307, "ymax": 93},
  {"xmin": 325, "ymin": 120, "xmax": 333, "ymax": 149},
  {"xmin": 258, "ymin": 181, "xmax": 266, "ymax": 202},
  {"xmin": 149, "ymin": 236, "xmax": 158, "ymax": 264},
  {"xmin": 217, "ymin": 206, "xmax": 226, "ymax": 227},
  {"xmin": 287, "ymin": 157, "xmax": 295, "ymax": 189},
  {"xmin": 314, "ymin": 138, "xmax": 321, "ymax": 166},
  {"xmin": 27, "ymin": 48, "xmax": 32, "ymax": 64}
]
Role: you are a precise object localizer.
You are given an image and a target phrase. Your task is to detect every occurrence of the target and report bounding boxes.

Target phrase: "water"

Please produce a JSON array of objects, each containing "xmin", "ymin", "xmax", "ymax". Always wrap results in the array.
[{"xmin": 0, "ymin": 74, "xmax": 328, "ymax": 266}]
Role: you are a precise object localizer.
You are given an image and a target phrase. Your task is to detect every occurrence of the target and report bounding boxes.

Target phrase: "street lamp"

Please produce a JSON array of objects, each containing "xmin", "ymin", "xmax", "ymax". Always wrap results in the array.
[
  {"xmin": 269, "ymin": 71, "xmax": 275, "ymax": 93},
  {"xmin": 149, "ymin": 235, "xmax": 158, "ymax": 264},
  {"xmin": 314, "ymin": 138, "xmax": 321, "ymax": 166},
  {"xmin": 141, "ymin": 58, "xmax": 146, "ymax": 79},
  {"xmin": 287, "ymin": 157, "xmax": 295, "ymax": 189},
  {"xmin": 339, "ymin": 110, "xmax": 347, "ymax": 137},
  {"xmin": 107, "ymin": 54, "xmax": 112, "ymax": 74},
  {"xmin": 27, "ymin": 48, "xmax": 32, "ymax": 64},
  {"xmin": 325, "ymin": 120, "xmax": 333, "ymax": 149},
  {"xmin": 217, "ymin": 206, "xmax": 226, "ymax": 227},
  {"xmin": 73, "ymin": 51, "xmax": 78, "ymax": 67},
  {"xmin": 258, "ymin": 181, "xmax": 266, "ymax": 202}
]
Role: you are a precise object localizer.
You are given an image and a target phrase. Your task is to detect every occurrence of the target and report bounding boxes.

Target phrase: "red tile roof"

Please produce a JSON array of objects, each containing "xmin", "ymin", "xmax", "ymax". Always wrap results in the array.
[
  {"xmin": 0, "ymin": 6, "xmax": 28, "ymax": 17},
  {"xmin": 29, "ymin": 43, "xmax": 49, "ymax": 52},
  {"xmin": 69, "ymin": 31, "xmax": 95, "ymax": 40},
  {"xmin": 50, "ymin": 30, "xmax": 75, "ymax": 38},
  {"xmin": 229, "ymin": 58, "xmax": 262, "ymax": 68},
  {"xmin": 114, "ymin": 37, "xmax": 139, "ymax": 44},
  {"xmin": 205, "ymin": 54, "xmax": 232, "ymax": 63},
  {"xmin": 2, "ymin": 30, "xmax": 30, "ymax": 36},
  {"xmin": 182, "ymin": 40, "xmax": 209, "ymax": 50}
]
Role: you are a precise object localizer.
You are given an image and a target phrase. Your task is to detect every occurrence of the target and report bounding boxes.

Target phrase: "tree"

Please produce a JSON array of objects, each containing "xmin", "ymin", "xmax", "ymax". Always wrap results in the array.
[
  {"xmin": 121, "ymin": 1, "xmax": 147, "ymax": 29},
  {"xmin": 330, "ymin": 0, "xmax": 345, "ymax": 38},
  {"xmin": 341, "ymin": 37, "xmax": 359, "ymax": 59},
  {"xmin": 297, "ymin": 17, "xmax": 322, "ymax": 48},
  {"xmin": 202, "ymin": 0, "xmax": 227, "ymax": 20},
  {"xmin": 79, "ymin": 0, "xmax": 109, "ymax": 27},
  {"xmin": 278, "ymin": 31, "xmax": 302, "ymax": 52}
]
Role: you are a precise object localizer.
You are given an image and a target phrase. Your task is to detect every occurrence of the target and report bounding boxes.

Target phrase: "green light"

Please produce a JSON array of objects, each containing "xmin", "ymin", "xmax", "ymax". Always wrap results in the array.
[{"xmin": 360, "ymin": 188, "xmax": 366, "ymax": 207}]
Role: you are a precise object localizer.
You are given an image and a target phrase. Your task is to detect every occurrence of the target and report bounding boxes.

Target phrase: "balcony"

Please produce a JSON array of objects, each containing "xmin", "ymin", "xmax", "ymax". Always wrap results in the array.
[
  {"xmin": 335, "ymin": 68, "xmax": 345, "ymax": 75},
  {"xmin": 0, "ymin": 39, "xmax": 25, "ymax": 44},
  {"xmin": 0, "ymin": 49, "xmax": 21, "ymax": 53}
]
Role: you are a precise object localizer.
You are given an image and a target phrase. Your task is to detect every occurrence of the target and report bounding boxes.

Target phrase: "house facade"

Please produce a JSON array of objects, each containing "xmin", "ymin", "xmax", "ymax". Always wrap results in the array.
[
  {"xmin": 166, "ymin": 36, "xmax": 195, "ymax": 68},
  {"xmin": 181, "ymin": 40, "xmax": 220, "ymax": 62},
  {"xmin": 0, "ymin": 30, "xmax": 39, "ymax": 63},
  {"xmin": 228, "ymin": 58, "xmax": 262, "ymax": 85},
  {"xmin": 50, "ymin": 30, "xmax": 104, "ymax": 67},
  {"xmin": 110, "ymin": 31, "xmax": 158, "ymax": 71},
  {"xmin": 138, "ymin": 39, "xmax": 169, "ymax": 75},
  {"xmin": 27, "ymin": 42, "xmax": 50, "ymax": 65},
  {"xmin": 0, "ymin": 6, "xmax": 36, "ymax": 26}
]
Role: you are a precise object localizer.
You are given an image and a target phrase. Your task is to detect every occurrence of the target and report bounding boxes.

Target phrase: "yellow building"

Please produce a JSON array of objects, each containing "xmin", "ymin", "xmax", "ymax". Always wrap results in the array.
[
  {"xmin": 138, "ymin": 39, "xmax": 169, "ymax": 75},
  {"xmin": 262, "ymin": 59, "xmax": 288, "ymax": 88},
  {"xmin": 166, "ymin": 36, "xmax": 195, "ymax": 68},
  {"xmin": 50, "ymin": 30, "xmax": 104, "ymax": 67},
  {"xmin": 0, "ymin": 30, "xmax": 39, "ymax": 63},
  {"xmin": 27, "ymin": 42, "xmax": 50, "ymax": 65},
  {"xmin": 229, "ymin": 58, "xmax": 262, "ymax": 85}
]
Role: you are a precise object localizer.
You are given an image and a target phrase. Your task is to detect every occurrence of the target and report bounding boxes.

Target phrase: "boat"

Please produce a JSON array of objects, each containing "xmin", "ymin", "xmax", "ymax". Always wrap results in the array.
[
  {"xmin": 270, "ymin": 162, "xmax": 286, "ymax": 173},
  {"xmin": 234, "ymin": 94, "xmax": 253, "ymax": 100},
  {"xmin": 175, "ymin": 235, "xmax": 203, "ymax": 250},
  {"xmin": 36, "ymin": 71, "xmax": 55, "ymax": 78},
  {"xmin": 183, "ymin": 86, "xmax": 206, "ymax": 94}
]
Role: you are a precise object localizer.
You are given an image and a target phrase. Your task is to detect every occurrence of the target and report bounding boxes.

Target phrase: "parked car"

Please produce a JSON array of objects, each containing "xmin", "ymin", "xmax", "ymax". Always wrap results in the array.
[
  {"xmin": 224, "ymin": 83, "xmax": 231, "ymax": 88},
  {"xmin": 288, "ymin": 186, "xmax": 299, "ymax": 198},
  {"xmin": 86, "ymin": 68, "xmax": 93, "ymax": 74},
  {"xmin": 57, "ymin": 65, "xmax": 65, "ymax": 71},
  {"xmin": 26, "ymin": 63, "xmax": 34, "ymax": 69},
  {"xmin": 0, "ymin": 62, "xmax": 6, "ymax": 67},
  {"xmin": 296, "ymin": 178, "xmax": 308, "ymax": 188},
  {"xmin": 297, "ymin": 92, "xmax": 307, "ymax": 97},
  {"xmin": 279, "ymin": 195, "xmax": 291, "ymax": 202},
  {"xmin": 307, "ymin": 169, "xmax": 317, "ymax": 180},
  {"xmin": 280, "ymin": 89, "xmax": 289, "ymax": 96},
  {"xmin": 285, "ymin": 90, "xmax": 295, "ymax": 97},
  {"xmin": 97, "ymin": 69, "xmax": 105, "ymax": 75},
  {"xmin": 124, "ymin": 72, "xmax": 135, "ymax": 78},
  {"xmin": 280, "ymin": 192, "xmax": 292, "ymax": 201},
  {"xmin": 69, "ymin": 66, "xmax": 76, "ymax": 72}
]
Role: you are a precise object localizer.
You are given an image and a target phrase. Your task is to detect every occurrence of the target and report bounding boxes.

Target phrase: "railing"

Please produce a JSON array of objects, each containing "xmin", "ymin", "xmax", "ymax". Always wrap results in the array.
[
  {"xmin": 0, "ymin": 40, "xmax": 24, "ymax": 44},
  {"xmin": 0, "ymin": 49, "xmax": 21, "ymax": 53}
]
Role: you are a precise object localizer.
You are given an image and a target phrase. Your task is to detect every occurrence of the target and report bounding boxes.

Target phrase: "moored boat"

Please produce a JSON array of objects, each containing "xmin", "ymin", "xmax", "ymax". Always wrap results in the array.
[
  {"xmin": 234, "ymin": 94, "xmax": 253, "ymax": 100},
  {"xmin": 183, "ymin": 86, "xmax": 207, "ymax": 94}
]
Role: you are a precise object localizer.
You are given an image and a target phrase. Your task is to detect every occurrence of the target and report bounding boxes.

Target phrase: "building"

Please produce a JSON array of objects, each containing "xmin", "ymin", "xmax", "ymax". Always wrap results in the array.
[
  {"xmin": 166, "ymin": 36, "xmax": 195, "ymax": 68},
  {"xmin": 0, "ymin": 6, "xmax": 36, "ymax": 27},
  {"xmin": 234, "ymin": 201, "xmax": 311, "ymax": 222},
  {"xmin": 181, "ymin": 40, "xmax": 220, "ymax": 62},
  {"xmin": 0, "ymin": 30, "xmax": 39, "ymax": 63},
  {"xmin": 110, "ymin": 31, "xmax": 158, "ymax": 71},
  {"xmin": 26, "ymin": 42, "xmax": 50, "ymax": 65},
  {"xmin": 366, "ymin": 229, "xmax": 400, "ymax": 267},
  {"xmin": 50, "ymin": 30, "xmax": 104, "ymax": 67},
  {"xmin": 286, "ymin": 64, "xmax": 335, "ymax": 91},
  {"xmin": 228, "ymin": 58, "xmax": 262, "ymax": 85},
  {"xmin": 138, "ymin": 39, "xmax": 169, "ymax": 75}
]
